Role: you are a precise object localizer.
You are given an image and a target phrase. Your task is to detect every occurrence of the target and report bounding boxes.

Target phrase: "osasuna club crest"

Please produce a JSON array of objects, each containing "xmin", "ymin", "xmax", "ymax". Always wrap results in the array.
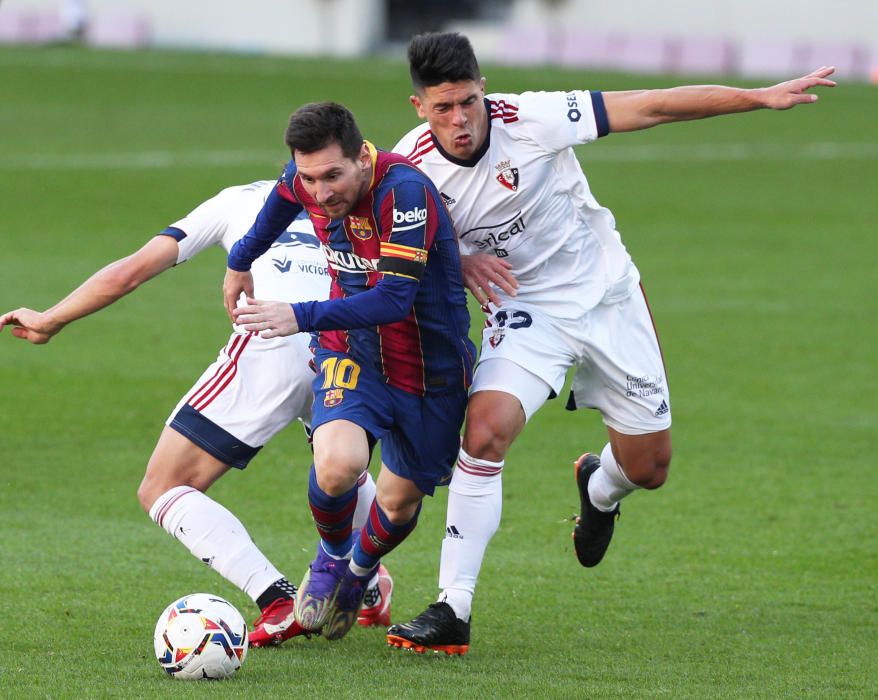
[{"xmin": 495, "ymin": 159, "xmax": 519, "ymax": 191}]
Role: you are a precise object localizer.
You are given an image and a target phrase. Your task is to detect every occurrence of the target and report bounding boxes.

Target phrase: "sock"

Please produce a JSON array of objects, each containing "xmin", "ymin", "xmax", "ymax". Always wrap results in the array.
[
  {"xmin": 352, "ymin": 469, "xmax": 376, "ymax": 532},
  {"xmin": 255, "ymin": 577, "xmax": 297, "ymax": 610},
  {"xmin": 149, "ymin": 485, "xmax": 283, "ymax": 604},
  {"xmin": 308, "ymin": 464, "xmax": 357, "ymax": 557},
  {"xmin": 437, "ymin": 448, "xmax": 503, "ymax": 622},
  {"xmin": 349, "ymin": 500, "xmax": 421, "ymax": 578},
  {"xmin": 587, "ymin": 442, "xmax": 639, "ymax": 512}
]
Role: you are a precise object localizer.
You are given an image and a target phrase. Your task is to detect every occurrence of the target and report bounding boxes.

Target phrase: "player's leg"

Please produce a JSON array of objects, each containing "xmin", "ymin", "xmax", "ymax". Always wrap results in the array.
[
  {"xmin": 385, "ymin": 380, "xmax": 541, "ymax": 655},
  {"xmin": 324, "ymin": 465, "xmax": 425, "ymax": 640},
  {"xmin": 442, "ymin": 308, "xmax": 570, "ymax": 620},
  {"xmin": 296, "ymin": 416, "xmax": 374, "ymax": 632},
  {"xmin": 569, "ymin": 286, "xmax": 672, "ymax": 566},
  {"xmin": 389, "ymin": 305, "xmax": 569, "ymax": 654},
  {"xmin": 139, "ymin": 427, "xmax": 305, "ymax": 643},
  {"xmin": 145, "ymin": 331, "xmax": 315, "ymax": 645},
  {"xmin": 347, "ymin": 463, "xmax": 395, "ymax": 628},
  {"xmin": 437, "ymin": 386, "xmax": 525, "ymax": 621}
]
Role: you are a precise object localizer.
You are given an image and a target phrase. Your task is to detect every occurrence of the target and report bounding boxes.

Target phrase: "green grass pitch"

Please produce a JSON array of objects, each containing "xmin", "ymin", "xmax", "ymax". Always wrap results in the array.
[{"xmin": 0, "ymin": 46, "xmax": 875, "ymax": 698}]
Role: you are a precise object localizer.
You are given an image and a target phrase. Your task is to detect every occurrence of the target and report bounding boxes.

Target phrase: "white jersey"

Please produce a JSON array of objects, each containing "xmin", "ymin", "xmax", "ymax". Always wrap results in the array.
[
  {"xmin": 163, "ymin": 180, "xmax": 329, "ymax": 305},
  {"xmin": 160, "ymin": 181, "xmax": 329, "ymax": 458},
  {"xmin": 395, "ymin": 91, "xmax": 639, "ymax": 318}
]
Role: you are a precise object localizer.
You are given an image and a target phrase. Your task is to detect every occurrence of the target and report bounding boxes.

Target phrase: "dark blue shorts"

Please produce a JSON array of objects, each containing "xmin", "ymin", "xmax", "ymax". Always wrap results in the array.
[{"xmin": 310, "ymin": 349, "xmax": 466, "ymax": 495}]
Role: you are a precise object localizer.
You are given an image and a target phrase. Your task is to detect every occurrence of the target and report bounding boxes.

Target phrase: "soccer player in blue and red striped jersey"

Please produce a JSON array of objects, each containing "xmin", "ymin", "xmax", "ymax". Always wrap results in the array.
[{"xmin": 224, "ymin": 102, "xmax": 476, "ymax": 641}]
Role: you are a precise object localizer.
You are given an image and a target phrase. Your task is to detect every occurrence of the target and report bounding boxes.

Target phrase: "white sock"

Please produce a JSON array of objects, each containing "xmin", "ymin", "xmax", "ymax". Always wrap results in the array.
[
  {"xmin": 352, "ymin": 469, "xmax": 376, "ymax": 532},
  {"xmin": 437, "ymin": 448, "xmax": 503, "ymax": 622},
  {"xmin": 587, "ymin": 442, "xmax": 639, "ymax": 512},
  {"xmin": 149, "ymin": 486, "xmax": 283, "ymax": 604}
]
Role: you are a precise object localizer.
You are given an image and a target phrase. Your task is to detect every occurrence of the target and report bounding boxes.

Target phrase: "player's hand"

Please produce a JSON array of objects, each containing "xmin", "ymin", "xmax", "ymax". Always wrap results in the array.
[
  {"xmin": 223, "ymin": 268, "xmax": 254, "ymax": 321},
  {"xmin": 233, "ymin": 298, "xmax": 299, "ymax": 339},
  {"xmin": 460, "ymin": 253, "xmax": 519, "ymax": 307},
  {"xmin": 0, "ymin": 308, "xmax": 62, "ymax": 344},
  {"xmin": 760, "ymin": 66, "xmax": 836, "ymax": 110}
]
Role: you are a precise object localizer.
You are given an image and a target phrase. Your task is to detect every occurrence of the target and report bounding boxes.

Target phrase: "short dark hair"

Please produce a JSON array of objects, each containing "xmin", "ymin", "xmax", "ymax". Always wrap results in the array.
[
  {"xmin": 284, "ymin": 102, "xmax": 363, "ymax": 160},
  {"xmin": 407, "ymin": 32, "xmax": 481, "ymax": 91}
]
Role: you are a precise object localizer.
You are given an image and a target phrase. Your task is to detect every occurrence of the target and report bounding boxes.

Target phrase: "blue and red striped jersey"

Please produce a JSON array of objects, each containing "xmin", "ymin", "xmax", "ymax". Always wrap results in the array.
[{"xmin": 228, "ymin": 143, "xmax": 475, "ymax": 396}]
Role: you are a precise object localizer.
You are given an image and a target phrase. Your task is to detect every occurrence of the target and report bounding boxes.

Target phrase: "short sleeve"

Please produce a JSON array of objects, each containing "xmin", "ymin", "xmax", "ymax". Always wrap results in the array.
[
  {"xmin": 162, "ymin": 188, "xmax": 236, "ymax": 264},
  {"xmin": 514, "ymin": 90, "xmax": 608, "ymax": 153}
]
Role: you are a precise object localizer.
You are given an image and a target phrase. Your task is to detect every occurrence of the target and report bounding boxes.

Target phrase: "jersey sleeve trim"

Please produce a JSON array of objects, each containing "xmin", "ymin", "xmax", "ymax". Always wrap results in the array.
[
  {"xmin": 159, "ymin": 226, "xmax": 187, "ymax": 242},
  {"xmin": 590, "ymin": 91, "xmax": 610, "ymax": 137}
]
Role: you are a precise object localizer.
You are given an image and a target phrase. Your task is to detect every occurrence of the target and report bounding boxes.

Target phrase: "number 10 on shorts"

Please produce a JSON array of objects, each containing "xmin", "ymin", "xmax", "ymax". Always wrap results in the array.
[{"xmin": 320, "ymin": 356, "xmax": 361, "ymax": 407}]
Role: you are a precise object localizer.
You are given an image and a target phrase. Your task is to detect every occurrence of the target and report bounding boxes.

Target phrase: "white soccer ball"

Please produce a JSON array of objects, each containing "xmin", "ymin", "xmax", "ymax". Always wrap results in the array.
[{"xmin": 153, "ymin": 593, "xmax": 248, "ymax": 680}]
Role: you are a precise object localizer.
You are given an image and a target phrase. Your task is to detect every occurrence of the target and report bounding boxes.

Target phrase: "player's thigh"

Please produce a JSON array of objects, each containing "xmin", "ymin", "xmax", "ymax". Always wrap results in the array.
[
  {"xmin": 570, "ymin": 288, "xmax": 671, "ymax": 435},
  {"xmin": 476, "ymin": 302, "xmax": 576, "ymax": 404},
  {"xmin": 381, "ymin": 387, "xmax": 468, "ymax": 496},
  {"xmin": 138, "ymin": 426, "xmax": 230, "ymax": 510},
  {"xmin": 469, "ymin": 356, "xmax": 553, "ymax": 430},
  {"xmin": 167, "ymin": 331, "xmax": 315, "ymax": 467}
]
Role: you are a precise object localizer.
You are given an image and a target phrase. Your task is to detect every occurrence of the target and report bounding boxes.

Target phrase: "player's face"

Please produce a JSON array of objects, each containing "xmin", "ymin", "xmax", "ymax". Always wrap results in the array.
[
  {"xmin": 294, "ymin": 142, "xmax": 372, "ymax": 219},
  {"xmin": 411, "ymin": 78, "xmax": 488, "ymax": 160}
]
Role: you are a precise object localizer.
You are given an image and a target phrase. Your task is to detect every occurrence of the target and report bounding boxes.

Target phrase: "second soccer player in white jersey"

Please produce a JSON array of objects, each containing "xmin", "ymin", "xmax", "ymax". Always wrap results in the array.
[
  {"xmin": 386, "ymin": 32, "xmax": 835, "ymax": 655},
  {"xmin": 0, "ymin": 180, "xmax": 393, "ymax": 646}
]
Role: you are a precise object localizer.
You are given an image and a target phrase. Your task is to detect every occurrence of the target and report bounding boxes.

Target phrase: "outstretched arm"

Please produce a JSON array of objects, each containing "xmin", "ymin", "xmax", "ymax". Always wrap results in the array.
[
  {"xmin": 602, "ymin": 67, "xmax": 836, "ymax": 133},
  {"xmin": 0, "ymin": 235, "xmax": 179, "ymax": 344}
]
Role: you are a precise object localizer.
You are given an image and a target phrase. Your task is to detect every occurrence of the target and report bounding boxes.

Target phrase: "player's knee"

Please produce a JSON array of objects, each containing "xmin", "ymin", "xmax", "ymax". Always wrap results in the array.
[
  {"xmin": 463, "ymin": 413, "xmax": 514, "ymax": 462},
  {"xmin": 313, "ymin": 458, "xmax": 363, "ymax": 496},
  {"xmin": 627, "ymin": 450, "xmax": 671, "ymax": 490}
]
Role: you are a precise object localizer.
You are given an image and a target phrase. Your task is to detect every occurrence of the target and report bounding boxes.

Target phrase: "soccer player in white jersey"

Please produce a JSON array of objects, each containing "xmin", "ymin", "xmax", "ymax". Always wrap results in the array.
[
  {"xmin": 0, "ymin": 180, "xmax": 394, "ymax": 646},
  {"xmin": 386, "ymin": 32, "xmax": 835, "ymax": 655}
]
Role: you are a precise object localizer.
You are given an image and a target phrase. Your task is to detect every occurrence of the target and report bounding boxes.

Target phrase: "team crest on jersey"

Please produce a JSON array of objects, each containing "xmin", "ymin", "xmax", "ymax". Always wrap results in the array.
[
  {"xmin": 348, "ymin": 216, "xmax": 374, "ymax": 240},
  {"xmin": 488, "ymin": 326, "xmax": 506, "ymax": 348},
  {"xmin": 495, "ymin": 159, "xmax": 519, "ymax": 192},
  {"xmin": 324, "ymin": 389, "xmax": 345, "ymax": 407}
]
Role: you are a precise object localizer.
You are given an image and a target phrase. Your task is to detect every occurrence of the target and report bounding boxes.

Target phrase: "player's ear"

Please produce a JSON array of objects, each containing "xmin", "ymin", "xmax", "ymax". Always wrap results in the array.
[
  {"xmin": 358, "ymin": 142, "xmax": 371, "ymax": 168},
  {"xmin": 410, "ymin": 94, "xmax": 427, "ymax": 119},
  {"xmin": 479, "ymin": 77, "xmax": 486, "ymax": 94}
]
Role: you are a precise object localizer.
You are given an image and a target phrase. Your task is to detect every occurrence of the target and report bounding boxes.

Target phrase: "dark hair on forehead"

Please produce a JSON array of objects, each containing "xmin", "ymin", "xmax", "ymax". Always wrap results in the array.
[
  {"xmin": 407, "ymin": 32, "xmax": 481, "ymax": 91},
  {"xmin": 284, "ymin": 102, "xmax": 363, "ymax": 160}
]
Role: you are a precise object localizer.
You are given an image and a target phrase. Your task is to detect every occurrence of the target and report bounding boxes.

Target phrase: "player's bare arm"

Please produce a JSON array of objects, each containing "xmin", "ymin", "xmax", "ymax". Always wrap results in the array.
[
  {"xmin": 602, "ymin": 66, "xmax": 836, "ymax": 133},
  {"xmin": 233, "ymin": 298, "xmax": 299, "ymax": 339},
  {"xmin": 0, "ymin": 235, "xmax": 179, "ymax": 345},
  {"xmin": 460, "ymin": 253, "xmax": 519, "ymax": 307}
]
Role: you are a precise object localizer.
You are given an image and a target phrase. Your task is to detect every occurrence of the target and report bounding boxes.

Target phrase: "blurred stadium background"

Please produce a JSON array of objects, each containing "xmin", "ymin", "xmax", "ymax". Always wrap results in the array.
[
  {"xmin": 3, "ymin": 0, "xmax": 878, "ymax": 82},
  {"xmin": 1, "ymin": 1, "xmax": 876, "ymax": 698}
]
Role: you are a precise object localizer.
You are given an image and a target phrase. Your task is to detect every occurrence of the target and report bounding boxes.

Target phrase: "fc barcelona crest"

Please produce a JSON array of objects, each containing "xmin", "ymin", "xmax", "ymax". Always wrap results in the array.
[
  {"xmin": 495, "ymin": 159, "xmax": 519, "ymax": 192},
  {"xmin": 348, "ymin": 215, "xmax": 373, "ymax": 240},
  {"xmin": 324, "ymin": 388, "xmax": 345, "ymax": 407}
]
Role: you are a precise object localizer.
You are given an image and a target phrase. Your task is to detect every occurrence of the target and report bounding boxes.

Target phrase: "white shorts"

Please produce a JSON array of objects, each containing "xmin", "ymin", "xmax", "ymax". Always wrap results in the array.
[
  {"xmin": 472, "ymin": 288, "xmax": 671, "ymax": 435},
  {"xmin": 166, "ymin": 330, "xmax": 315, "ymax": 468}
]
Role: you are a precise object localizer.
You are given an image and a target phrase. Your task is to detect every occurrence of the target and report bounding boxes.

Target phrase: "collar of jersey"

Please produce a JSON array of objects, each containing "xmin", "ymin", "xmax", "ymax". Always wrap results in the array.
[{"xmin": 430, "ymin": 98, "xmax": 492, "ymax": 168}]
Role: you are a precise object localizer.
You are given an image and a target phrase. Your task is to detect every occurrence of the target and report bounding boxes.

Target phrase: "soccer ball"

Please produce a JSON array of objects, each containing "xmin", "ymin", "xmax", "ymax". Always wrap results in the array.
[{"xmin": 153, "ymin": 593, "xmax": 248, "ymax": 680}]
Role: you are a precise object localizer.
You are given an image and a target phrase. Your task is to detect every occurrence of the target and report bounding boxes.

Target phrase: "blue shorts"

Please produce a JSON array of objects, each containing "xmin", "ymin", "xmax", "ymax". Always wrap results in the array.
[{"xmin": 310, "ymin": 349, "xmax": 466, "ymax": 495}]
